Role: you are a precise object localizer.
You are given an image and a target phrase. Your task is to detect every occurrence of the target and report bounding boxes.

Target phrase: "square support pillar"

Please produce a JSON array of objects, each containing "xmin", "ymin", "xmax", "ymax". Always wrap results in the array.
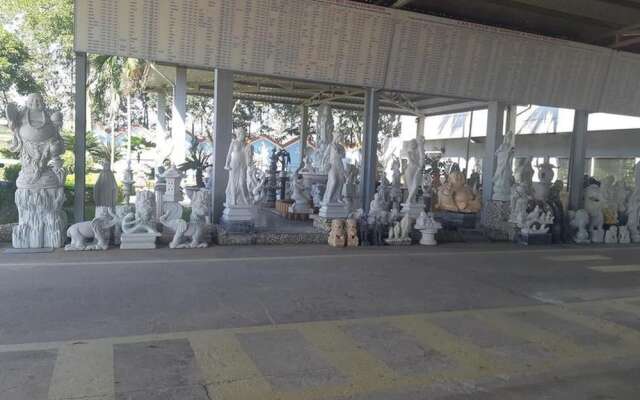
[
  {"xmin": 361, "ymin": 88, "xmax": 379, "ymax": 213},
  {"xmin": 297, "ymin": 105, "xmax": 309, "ymax": 173},
  {"xmin": 416, "ymin": 116, "xmax": 425, "ymax": 137},
  {"xmin": 155, "ymin": 91, "xmax": 167, "ymax": 166},
  {"xmin": 211, "ymin": 69, "xmax": 234, "ymax": 223},
  {"xmin": 481, "ymin": 101, "xmax": 507, "ymax": 212},
  {"xmin": 568, "ymin": 110, "xmax": 589, "ymax": 210},
  {"xmin": 74, "ymin": 51, "xmax": 87, "ymax": 223},
  {"xmin": 171, "ymin": 66, "xmax": 187, "ymax": 165}
]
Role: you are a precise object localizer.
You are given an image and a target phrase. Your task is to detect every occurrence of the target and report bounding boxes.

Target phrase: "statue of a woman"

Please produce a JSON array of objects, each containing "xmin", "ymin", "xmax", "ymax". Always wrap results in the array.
[
  {"xmin": 403, "ymin": 139, "xmax": 422, "ymax": 204},
  {"xmin": 225, "ymin": 128, "xmax": 252, "ymax": 206},
  {"xmin": 492, "ymin": 130, "xmax": 515, "ymax": 201},
  {"xmin": 321, "ymin": 131, "xmax": 346, "ymax": 205}
]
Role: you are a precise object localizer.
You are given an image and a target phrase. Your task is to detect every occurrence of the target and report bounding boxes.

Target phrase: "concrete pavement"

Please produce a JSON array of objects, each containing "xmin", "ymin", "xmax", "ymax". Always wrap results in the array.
[{"xmin": 1, "ymin": 243, "xmax": 640, "ymax": 399}]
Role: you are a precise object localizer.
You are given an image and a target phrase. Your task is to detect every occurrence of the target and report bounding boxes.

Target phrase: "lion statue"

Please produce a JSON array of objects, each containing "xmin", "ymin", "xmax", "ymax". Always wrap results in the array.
[
  {"xmin": 159, "ymin": 189, "xmax": 211, "ymax": 249},
  {"xmin": 65, "ymin": 207, "xmax": 121, "ymax": 251}
]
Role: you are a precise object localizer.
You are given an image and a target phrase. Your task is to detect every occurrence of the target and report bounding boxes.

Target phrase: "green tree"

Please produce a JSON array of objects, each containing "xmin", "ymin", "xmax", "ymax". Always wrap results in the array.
[{"xmin": 0, "ymin": 27, "xmax": 40, "ymax": 114}]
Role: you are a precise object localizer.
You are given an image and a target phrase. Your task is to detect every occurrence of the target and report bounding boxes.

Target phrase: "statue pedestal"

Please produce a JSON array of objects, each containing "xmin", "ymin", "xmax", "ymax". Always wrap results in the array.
[
  {"xmin": 515, "ymin": 232, "xmax": 552, "ymax": 246},
  {"xmin": 401, "ymin": 202, "xmax": 424, "ymax": 219},
  {"xmin": 384, "ymin": 238, "xmax": 411, "ymax": 246},
  {"xmin": 120, "ymin": 232, "xmax": 161, "ymax": 249},
  {"xmin": 319, "ymin": 203, "xmax": 349, "ymax": 219},
  {"xmin": 12, "ymin": 187, "xmax": 65, "ymax": 249},
  {"xmin": 289, "ymin": 202, "xmax": 313, "ymax": 214},
  {"xmin": 482, "ymin": 200, "xmax": 514, "ymax": 241},
  {"xmin": 222, "ymin": 205, "xmax": 255, "ymax": 223}
]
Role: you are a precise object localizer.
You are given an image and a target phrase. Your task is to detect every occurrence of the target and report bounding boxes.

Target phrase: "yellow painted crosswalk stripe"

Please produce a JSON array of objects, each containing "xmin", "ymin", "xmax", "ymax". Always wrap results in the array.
[
  {"xmin": 47, "ymin": 342, "xmax": 115, "ymax": 400},
  {"xmin": 189, "ymin": 331, "xmax": 274, "ymax": 400}
]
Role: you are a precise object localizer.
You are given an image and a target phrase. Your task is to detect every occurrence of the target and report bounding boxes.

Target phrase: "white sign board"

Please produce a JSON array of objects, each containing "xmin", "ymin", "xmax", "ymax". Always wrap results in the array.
[{"xmin": 75, "ymin": 0, "xmax": 394, "ymax": 88}]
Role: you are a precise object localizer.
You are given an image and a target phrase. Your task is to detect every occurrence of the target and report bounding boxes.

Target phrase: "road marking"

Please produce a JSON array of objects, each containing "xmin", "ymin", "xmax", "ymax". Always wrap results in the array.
[
  {"xmin": 589, "ymin": 265, "xmax": 640, "ymax": 272},
  {"xmin": 189, "ymin": 331, "xmax": 273, "ymax": 400},
  {"xmin": 545, "ymin": 255, "xmax": 611, "ymax": 262},
  {"xmin": 0, "ymin": 246, "xmax": 630, "ymax": 268},
  {"xmin": 47, "ymin": 342, "xmax": 114, "ymax": 400}
]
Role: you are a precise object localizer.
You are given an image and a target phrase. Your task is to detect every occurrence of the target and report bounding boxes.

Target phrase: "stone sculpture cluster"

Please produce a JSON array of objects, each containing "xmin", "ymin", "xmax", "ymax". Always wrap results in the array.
[
  {"xmin": 327, "ymin": 219, "xmax": 359, "ymax": 247},
  {"xmin": 435, "ymin": 170, "xmax": 481, "ymax": 213}
]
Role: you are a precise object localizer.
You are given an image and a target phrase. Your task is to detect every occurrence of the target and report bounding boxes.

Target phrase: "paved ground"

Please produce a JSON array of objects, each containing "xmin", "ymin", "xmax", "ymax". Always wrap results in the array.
[{"xmin": 2, "ymin": 243, "xmax": 640, "ymax": 399}]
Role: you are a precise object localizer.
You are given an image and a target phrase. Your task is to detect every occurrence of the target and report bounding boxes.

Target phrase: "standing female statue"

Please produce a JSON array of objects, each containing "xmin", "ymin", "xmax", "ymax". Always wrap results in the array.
[
  {"xmin": 321, "ymin": 131, "xmax": 346, "ymax": 205},
  {"xmin": 403, "ymin": 138, "xmax": 423, "ymax": 204},
  {"xmin": 492, "ymin": 130, "xmax": 515, "ymax": 201},
  {"xmin": 225, "ymin": 128, "xmax": 252, "ymax": 206}
]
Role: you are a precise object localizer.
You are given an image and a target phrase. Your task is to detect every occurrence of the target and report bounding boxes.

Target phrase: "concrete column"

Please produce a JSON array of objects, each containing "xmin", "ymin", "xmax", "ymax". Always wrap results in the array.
[
  {"xmin": 211, "ymin": 69, "xmax": 234, "ymax": 223},
  {"xmin": 155, "ymin": 91, "xmax": 167, "ymax": 166},
  {"xmin": 171, "ymin": 66, "xmax": 187, "ymax": 165},
  {"xmin": 481, "ymin": 101, "xmax": 507, "ymax": 210},
  {"xmin": 568, "ymin": 110, "xmax": 589, "ymax": 210},
  {"xmin": 361, "ymin": 88, "xmax": 380, "ymax": 212},
  {"xmin": 74, "ymin": 52, "xmax": 87, "ymax": 223},
  {"xmin": 297, "ymin": 105, "xmax": 309, "ymax": 173},
  {"xmin": 416, "ymin": 116, "xmax": 425, "ymax": 138}
]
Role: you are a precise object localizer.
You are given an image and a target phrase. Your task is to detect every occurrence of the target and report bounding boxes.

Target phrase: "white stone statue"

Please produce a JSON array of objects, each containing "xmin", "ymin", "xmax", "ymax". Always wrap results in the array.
[
  {"xmin": 509, "ymin": 184, "xmax": 530, "ymax": 227},
  {"xmin": 619, "ymin": 225, "xmax": 631, "ymax": 244},
  {"xmin": 385, "ymin": 215, "xmax": 412, "ymax": 246},
  {"xmin": 319, "ymin": 130, "xmax": 348, "ymax": 219},
  {"xmin": 389, "ymin": 157, "xmax": 402, "ymax": 204},
  {"xmin": 492, "ymin": 130, "xmax": 515, "ymax": 202},
  {"xmin": 627, "ymin": 162, "xmax": 640, "ymax": 242},
  {"xmin": 613, "ymin": 181, "xmax": 629, "ymax": 215},
  {"xmin": 289, "ymin": 176, "xmax": 312, "ymax": 214},
  {"xmin": 584, "ymin": 183, "xmax": 605, "ymax": 240},
  {"xmin": 311, "ymin": 104, "xmax": 334, "ymax": 174},
  {"xmin": 519, "ymin": 206, "xmax": 554, "ymax": 234},
  {"xmin": 94, "ymin": 161, "xmax": 118, "ymax": 208},
  {"xmin": 342, "ymin": 163, "xmax": 359, "ymax": 212},
  {"xmin": 222, "ymin": 128, "xmax": 255, "ymax": 223},
  {"xmin": 225, "ymin": 128, "xmax": 252, "ymax": 207},
  {"xmin": 65, "ymin": 207, "xmax": 121, "ymax": 251},
  {"xmin": 6, "ymin": 93, "xmax": 66, "ymax": 248},
  {"xmin": 120, "ymin": 190, "xmax": 161, "ymax": 249},
  {"xmin": 604, "ymin": 226, "xmax": 618, "ymax": 244},
  {"xmin": 533, "ymin": 162, "xmax": 554, "ymax": 201},
  {"xmin": 403, "ymin": 138, "xmax": 423, "ymax": 205},
  {"xmin": 415, "ymin": 211, "xmax": 442, "ymax": 246},
  {"xmin": 368, "ymin": 191, "xmax": 389, "ymax": 225},
  {"xmin": 569, "ymin": 209, "xmax": 590, "ymax": 244},
  {"xmin": 160, "ymin": 189, "xmax": 210, "ymax": 248},
  {"xmin": 247, "ymin": 162, "xmax": 266, "ymax": 205}
]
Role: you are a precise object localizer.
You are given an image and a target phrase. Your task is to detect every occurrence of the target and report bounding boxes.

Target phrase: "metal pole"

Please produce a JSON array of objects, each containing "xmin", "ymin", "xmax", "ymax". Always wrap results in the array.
[
  {"xmin": 361, "ymin": 88, "xmax": 379, "ymax": 212},
  {"xmin": 74, "ymin": 51, "xmax": 87, "ymax": 223},
  {"xmin": 211, "ymin": 69, "xmax": 234, "ymax": 223},
  {"xmin": 568, "ymin": 110, "xmax": 589, "ymax": 210}
]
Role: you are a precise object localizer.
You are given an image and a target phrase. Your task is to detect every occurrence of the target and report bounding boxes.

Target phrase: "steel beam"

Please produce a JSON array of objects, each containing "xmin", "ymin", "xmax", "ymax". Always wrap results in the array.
[
  {"xmin": 211, "ymin": 69, "xmax": 234, "ymax": 223},
  {"xmin": 361, "ymin": 88, "xmax": 380, "ymax": 213},
  {"xmin": 568, "ymin": 110, "xmax": 589, "ymax": 210},
  {"xmin": 74, "ymin": 52, "xmax": 87, "ymax": 223}
]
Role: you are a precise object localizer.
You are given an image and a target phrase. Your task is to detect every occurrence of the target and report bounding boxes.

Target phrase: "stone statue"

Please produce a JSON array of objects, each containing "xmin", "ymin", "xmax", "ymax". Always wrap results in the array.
[
  {"xmin": 436, "ymin": 171, "xmax": 481, "ymax": 213},
  {"xmin": 604, "ymin": 226, "xmax": 619, "ymax": 244},
  {"xmin": 627, "ymin": 162, "xmax": 640, "ymax": 242},
  {"xmin": 346, "ymin": 219, "xmax": 359, "ymax": 247},
  {"xmin": 322, "ymin": 131, "xmax": 346, "ymax": 205},
  {"xmin": 368, "ymin": 191, "xmax": 389, "ymax": 224},
  {"xmin": 519, "ymin": 206, "xmax": 554, "ymax": 234},
  {"xmin": 225, "ymin": 128, "xmax": 252, "ymax": 207},
  {"xmin": 122, "ymin": 191, "xmax": 158, "ymax": 234},
  {"xmin": 6, "ymin": 93, "xmax": 66, "ymax": 248},
  {"xmin": 415, "ymin": 211, "xmax": 442, "ymax": 246},
  {"xmin": 328, "ymin": 219, "xmax": 346, "ymax": 247},
  {"xmin": 390, "ymin": 157, "xmax": 402, "ymax": 205},
  {"xmin": 533, "ymin": 162, "xmax": 554, "ymax": 201},
  {"xmin": 403, "ymin": 138, "xmax": 423, "ymax": 205},
  {"xmin": 160, "ymin": 189, "xmax": 210, "ymax": 248},
  {"xmin": 509, "ymin": 183, "xmax": 530, "ymax": 227},
  {"xmin": 600, "ymin": 175, "xmax": 618, "ymax": 225},
  {"xmin": 569, "ymin": 209, "xmax": 590, "ymax": 244},
  {"xmin": 584, "ymin": 184, "xmax": 605, "ymax": 243},
  {"xmin": 619, "ymin": 225, "xmax": 631, "ymax": 244},
  {"xmin": 94, "ymin": 161, "xmax": 118, "ymax": 208},
  {"xmin": 65, "ymin": 207, "xmax": 121, "ymax": 251},
  {"xmin": 311, "ymin": 104, "xmax": 334, "ymax": 174},
  {"xmin": 613, "ymin": 181, "xmax": 629, "ymax": 215},
  {"xmin": 247, "ymin": 163, "xmax": 266, "ymax": 205},
  {"xmin": 289, "ymin": 176, "xmax": 312, "ymax": 214},
  {"xmin": 492, "ymin": 130, "xmax": 515, "ymax": 201}
]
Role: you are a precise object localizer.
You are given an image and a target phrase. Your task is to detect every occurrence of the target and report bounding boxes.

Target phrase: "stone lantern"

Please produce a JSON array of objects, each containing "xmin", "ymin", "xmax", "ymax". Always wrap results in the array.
[{"xmin": 162, "ymin": 165, "xmax": 184, "ymax": 203}]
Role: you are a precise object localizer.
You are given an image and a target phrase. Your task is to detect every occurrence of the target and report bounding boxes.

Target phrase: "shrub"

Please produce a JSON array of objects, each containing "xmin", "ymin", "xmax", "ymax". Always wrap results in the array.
[{"xmin": 2, "ymin": 164, "xmax": 21, "ymax": 187}]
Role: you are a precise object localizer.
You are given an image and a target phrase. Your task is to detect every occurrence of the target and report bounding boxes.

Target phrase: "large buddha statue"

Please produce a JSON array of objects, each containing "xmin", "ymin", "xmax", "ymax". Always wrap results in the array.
[{"xmin": 436, "ymin": 171, "xmax": 481, "ymax": 213}]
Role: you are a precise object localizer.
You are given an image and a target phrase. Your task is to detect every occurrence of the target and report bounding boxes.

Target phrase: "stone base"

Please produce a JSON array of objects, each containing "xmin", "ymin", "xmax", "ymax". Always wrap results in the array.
[
  {"xmin": 401, "ymin": 202, "xmax": 424, "ymax": 219},
  {"xmin": 4, "ymin": 247, "xmax": 55, "ymax": 254},
  {"xmin": 222, "ymin": 205, "xmax": 255, "ymax": 223},
  {"xmin": 319, "ymin": 203, "xmax": 348, "ymax": 219},
  {"xmin": 482, "ymin": 200, "xmax": 514, "ymax": 241},
  {"xmin": 434, "ymin": 211, "xmax": 478, "ymax": 229},
  {"xmin": 385, "ymin": 238, "xmax": 412, "ymax": 246},
  {"xmin": 418, "ymin": 230, "xmax": 438, "ymax": 246},
  {"xmin": 220, "ymin": 220, "xmax": 255, "ymax": 234},
  {"xmin": 120, "ymin": 232, "xmax": 161, "ymax": 249},
  {"xmin": 515, "ymin": 232, "xmax": 552, "ymax": 246}
]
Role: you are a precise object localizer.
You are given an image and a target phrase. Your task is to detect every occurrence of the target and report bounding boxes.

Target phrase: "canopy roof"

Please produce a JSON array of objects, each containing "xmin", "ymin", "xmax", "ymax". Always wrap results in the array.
[{"xmin": 360, "ymin": 0, "xmax": 640, "ymax": 53}]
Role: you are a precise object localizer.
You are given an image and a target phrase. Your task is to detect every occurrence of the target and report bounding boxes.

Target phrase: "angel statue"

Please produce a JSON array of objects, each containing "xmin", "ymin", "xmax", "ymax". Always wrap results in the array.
[{"xmin": 224, "ymin": 127, "xmax": 253, "ymax": 207}]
